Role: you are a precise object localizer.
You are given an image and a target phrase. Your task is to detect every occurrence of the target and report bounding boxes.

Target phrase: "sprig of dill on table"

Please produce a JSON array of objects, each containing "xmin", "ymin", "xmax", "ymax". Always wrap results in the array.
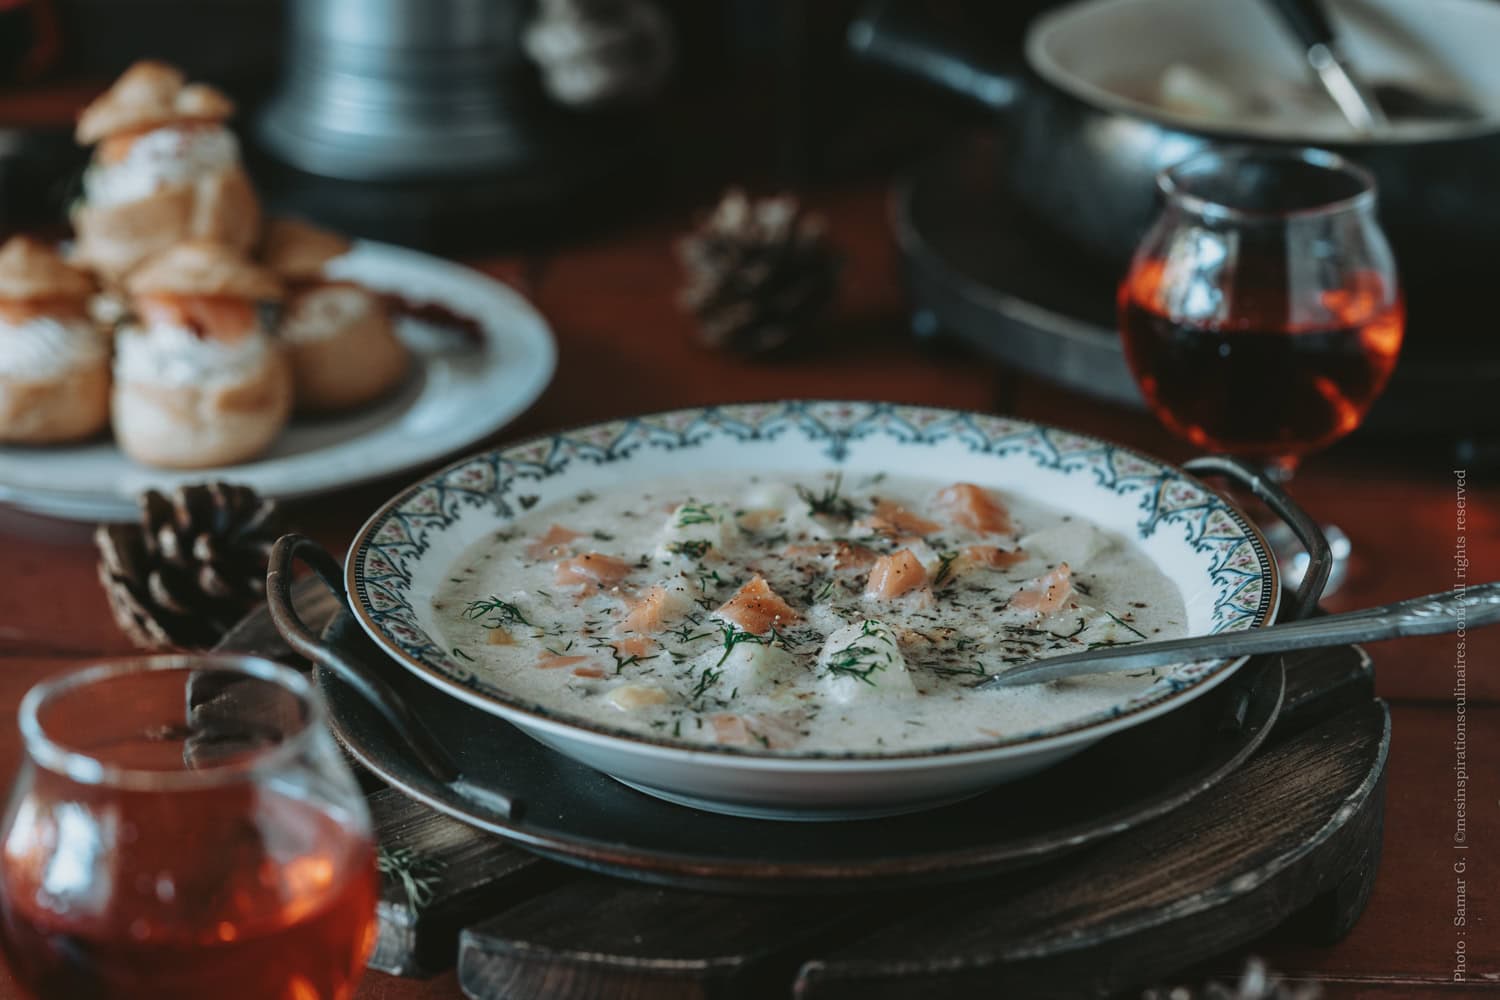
[{"xmin": 377, "ymin": 847, "xmax": 446, "ymax": 913}]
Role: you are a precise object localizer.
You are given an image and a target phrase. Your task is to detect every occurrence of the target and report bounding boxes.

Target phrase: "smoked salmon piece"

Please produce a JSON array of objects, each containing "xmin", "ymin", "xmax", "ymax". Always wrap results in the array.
[
  {"xmin": 713, "ymin": 575, "xmax": 800, "ymax": 634},
  {"xmin": 614, "ymin": 636, "xmax": 655, "ymax": 658},
  {"xmin": 553, "ymin": 552, "xmax": 634, "ymax": 591},
  {"xmin": 572, "ymin": 666, "xmax": 608, "ymax": 678},
  {"xmin": 136, "ymin": 293, "xmax": 260, "ymax": 340},
  {"xmin": 860, "ymin": 500, "xmax": 941, "ymax": 538},
  {"xmin": 834, "ymin": 542, "xmax": 879, "ymax": 571},
  {"xmin": 961, "ymin": 545, "xmax": 1026, "ymax": 570},
  {"xmin": 783, "ymin": 542, "xmax": 830, "ymax": 558},
  {"xmin": 622, "ymin": 585, "xmax": 669, "ymax": 633},
  {"xmin": 622, "ymin": 581, "xmax": 697, "ymax": 634},
  {"xmin": 526, "ymin": 523, "xmax": 584, "ymax": 560},
  {"xmin": 711, "ymin": 713, "xmax": 751, "ymax": 746},
  {"xmin": 1009, "ymin": 563, "xmax": 1074, "ymax": 615},
  {"xmin": 535, "ymin": 653, "xmax": 591, "ymax": 670},
  {"xmin": 710, "ymin": 711, "xmax": 799, "ymax": 749},
  {"xmin": 864, "ymin": 548, "xmax": 928, "ymax": 600},
  {"xmin": 782, "ymin": 541, "xmax": 878, "ymax": 572},
  {"xmin": 934, "ymin": 483, "xmax": 1013, "ymax": 535}
]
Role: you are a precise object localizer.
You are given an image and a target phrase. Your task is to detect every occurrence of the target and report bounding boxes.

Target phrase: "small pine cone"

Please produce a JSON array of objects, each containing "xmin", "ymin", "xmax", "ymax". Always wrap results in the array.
[
  {"xmin": 95, "ymin": 482, "xmax": 283, "ymax": 651},
  {"xmin": 677, "ymin": 188, "xmax": 841, "ymax": 356}
]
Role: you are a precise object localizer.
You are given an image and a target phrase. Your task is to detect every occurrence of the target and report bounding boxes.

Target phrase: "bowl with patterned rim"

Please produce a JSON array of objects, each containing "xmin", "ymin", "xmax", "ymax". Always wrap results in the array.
[{"xmin": 343, "ymin": 401, "xmax": 1278, "ymax": 820}]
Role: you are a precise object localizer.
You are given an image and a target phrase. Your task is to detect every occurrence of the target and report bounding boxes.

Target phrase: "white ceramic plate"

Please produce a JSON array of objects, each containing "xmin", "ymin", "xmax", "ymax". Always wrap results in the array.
[
  {"xmin": 343, "ymin": 403, "xmax": 1280, "ymax": 820},
  {"xmin": 0, "ymin": 240, "xmax": 556, "ymax": 522}
]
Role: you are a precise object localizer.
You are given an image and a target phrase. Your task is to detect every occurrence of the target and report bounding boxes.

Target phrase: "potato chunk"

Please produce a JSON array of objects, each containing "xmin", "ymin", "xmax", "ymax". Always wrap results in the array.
[{"xmin": 817, "ymin": 619, "xmax": 915, "ymax": 703}]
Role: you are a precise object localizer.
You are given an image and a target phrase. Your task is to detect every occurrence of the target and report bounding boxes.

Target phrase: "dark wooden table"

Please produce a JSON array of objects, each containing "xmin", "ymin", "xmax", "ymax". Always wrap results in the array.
[{"xmin": 0, "ymin": 169, "xmax": 1495, "ymax": 996}]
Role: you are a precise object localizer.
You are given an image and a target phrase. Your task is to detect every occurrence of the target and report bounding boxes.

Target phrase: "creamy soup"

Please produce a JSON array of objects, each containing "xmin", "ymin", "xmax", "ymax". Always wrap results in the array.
[{"xmin": 434, "ymin": 473, "xmax": 1187, "ymax": 754}]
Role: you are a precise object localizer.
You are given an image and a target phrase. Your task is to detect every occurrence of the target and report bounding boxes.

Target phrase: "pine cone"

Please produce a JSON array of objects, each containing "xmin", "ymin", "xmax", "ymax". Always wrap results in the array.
[
  {"xmin": 95, "ymin": 483, "xmax": 283, "ymax": 650},
  {"xmin": 677, "ymin": 189, "xmax": 840, "ymax": 356}
]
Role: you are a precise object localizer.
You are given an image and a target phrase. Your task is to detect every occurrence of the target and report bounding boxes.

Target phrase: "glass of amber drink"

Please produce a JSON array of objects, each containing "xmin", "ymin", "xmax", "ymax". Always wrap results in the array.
[
  {"xmin": 0, "ymin": 655, "xmax": 378, "ymax": 1000},
  {"xmin": 1118, "ymin": 147, "xmax": 1405, "ymax": 588}
]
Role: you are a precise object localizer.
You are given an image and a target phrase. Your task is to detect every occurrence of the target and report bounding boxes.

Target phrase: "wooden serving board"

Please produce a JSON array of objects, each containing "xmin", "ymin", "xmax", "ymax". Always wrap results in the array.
[{"xmin": 216, "ymin": 581, "xmax": 1386, "ymax": 997}]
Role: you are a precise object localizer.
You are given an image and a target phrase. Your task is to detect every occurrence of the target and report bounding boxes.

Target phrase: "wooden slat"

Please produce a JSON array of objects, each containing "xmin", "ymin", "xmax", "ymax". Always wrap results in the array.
[
  {"xmin": 446, "ymin": 699, "xmax": 1388, "ymax": 999},
  {"xmin": 367, "ymin": 788, "xmax": 560, "ymax": 977},
  {"xmin": 457, "ymin": 879, "xmax": 860, "ymax": 1000},
  {"xmin": 1278, "ymin": 643, "xmax": 1375, "ymax": 735},
  {"xmin": 792, "ymin": 700, "xmax": 1389, "ymax": 999}
]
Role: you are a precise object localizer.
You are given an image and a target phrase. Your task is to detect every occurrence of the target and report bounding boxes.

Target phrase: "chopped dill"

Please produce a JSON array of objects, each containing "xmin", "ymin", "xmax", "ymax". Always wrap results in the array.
[
  {"xmin": 1102, "ymin": 610, "xmax": 1148, "ymax": 640},
  {"xmin": 676, "ymin": 502, "xmax": 717, "ymax": 527},
  {"xmin": 933, "ymin": 550, "xmax": 960, "ymax": 588},
  {"xmin": 691, "ymin": 665, "xmax": 723, "ymax": 699},
  {"xmin": 610, "ymin": 647, "xmax": 657, "ymax": 675},
  {"xmin": 927, "ymin": 661, "xmax": 988, "ymax": 680},
  {"xmin": 464, "ymin": 596, "xmax": 532, "ymax": 628},
  {"xmin": 713, "ymin": 621, "xmax": 777, "ymax": 667},
  {"xmin": 667, "ymin": 539, "xmax": 711, "ymax": 559},
  {"xmin": 451, "ymin": 646, "xmax": 474, "ymax": 662},
  {"xmin": 592, "ymin": 529, "xmax": 615, "ymax": 541},
  {"xmin": 1048, "ymin": 616, "xmax": 1088, "ymax": 640},
  {"xmin": 825, "ymin": 644, "xmax": 887, "ymax": 684},
  {"xmin": 666, "ymin": 622, "xmax": 714, "ymax": 643},
  {"xmin": 795, "ymin": 473, "xmax": 857, "ymax": 519}
]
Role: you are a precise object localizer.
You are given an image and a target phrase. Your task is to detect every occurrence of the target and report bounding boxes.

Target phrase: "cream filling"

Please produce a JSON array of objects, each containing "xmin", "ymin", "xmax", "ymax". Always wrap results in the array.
[
  {"xmin": 83, "ymin": 125, "xmax": 240, "ymax": 208},
  {"xmin": 0, "ymin": 318, "xmax": 107, "ymax": 380},
  {"xmin": 115, "ymin": 322, "xmax": 269, "ymax": 387},
  {"xmin": 280, "ymin": 285, "xmax": 375, "ymax": 344}
]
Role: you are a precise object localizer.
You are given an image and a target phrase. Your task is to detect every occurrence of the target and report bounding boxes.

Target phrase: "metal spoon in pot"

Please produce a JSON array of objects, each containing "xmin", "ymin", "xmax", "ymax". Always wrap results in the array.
[
  {"xmin": 979, "ymin": 580, "xmax": 1499, "ymax": 689},
  {"xmin": 1265, "ymin": 0, "xmax": 1479, "ymax": 130}
]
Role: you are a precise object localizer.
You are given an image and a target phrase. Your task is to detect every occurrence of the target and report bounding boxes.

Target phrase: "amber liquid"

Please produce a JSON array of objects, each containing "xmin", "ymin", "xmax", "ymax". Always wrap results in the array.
[
  {"xmin": 0, "ymin": 782, "xmax": 377, "ymax": 1000},
  {"xmin": 1119, "ymin": 259, "xmax": 1404, "ymax": 461}
]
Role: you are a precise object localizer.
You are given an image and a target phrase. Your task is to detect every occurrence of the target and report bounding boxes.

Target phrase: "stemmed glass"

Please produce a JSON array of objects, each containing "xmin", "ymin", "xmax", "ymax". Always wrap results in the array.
[
  {"xmin": 1118, "ymin": 147, "xmax": 1405, "ymax": 592},
  {"xmin": 0, "ymin": 655, "xmax": 378, "ymax": 1000}
]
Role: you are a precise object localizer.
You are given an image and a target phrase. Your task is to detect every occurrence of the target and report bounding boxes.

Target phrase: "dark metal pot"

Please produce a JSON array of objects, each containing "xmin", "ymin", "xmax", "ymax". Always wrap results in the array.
[{"xmin": 850, "ymin": 0, "xmax": 1500, "ymax": 294}]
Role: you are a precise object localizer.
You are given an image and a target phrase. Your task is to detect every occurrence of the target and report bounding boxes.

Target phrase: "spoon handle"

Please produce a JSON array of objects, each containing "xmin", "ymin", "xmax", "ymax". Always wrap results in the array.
[
  {"xmin": 1264, "ymin": 0, "xmax": 1389, "ymax": 132},
  {"xmin": 983, "ymin": 580, "xmax": 1500, "ymax": 688}
]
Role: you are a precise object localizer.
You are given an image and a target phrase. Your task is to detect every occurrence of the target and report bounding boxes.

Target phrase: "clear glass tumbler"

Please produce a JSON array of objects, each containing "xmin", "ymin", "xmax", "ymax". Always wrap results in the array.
[{"xmin": 0, "ymin": 655, "xmax": 378, "ymax": 1000}]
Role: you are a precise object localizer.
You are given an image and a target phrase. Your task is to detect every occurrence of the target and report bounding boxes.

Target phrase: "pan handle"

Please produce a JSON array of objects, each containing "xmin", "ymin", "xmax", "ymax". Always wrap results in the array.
[
  {"xmin": 267, "ymin": 534, "xmax": 518, "ymax": 819},
  {"xmin": 848, "ymin": 0, "xmax": 1023, "ymax": 113},
  {"xmin": 1182, "ymin": 456, "xmax": 1331, "ymax": 622}
]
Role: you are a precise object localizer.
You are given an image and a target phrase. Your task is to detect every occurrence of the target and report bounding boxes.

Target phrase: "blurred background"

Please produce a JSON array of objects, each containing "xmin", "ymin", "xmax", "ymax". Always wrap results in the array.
[
  {"xmin": 2, "ymin": 0, "xmax": 1497, "ymax": 456},
  {"xmin": 0, "ymin": 0, "xmax": 1025, "ymax": 236}
]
